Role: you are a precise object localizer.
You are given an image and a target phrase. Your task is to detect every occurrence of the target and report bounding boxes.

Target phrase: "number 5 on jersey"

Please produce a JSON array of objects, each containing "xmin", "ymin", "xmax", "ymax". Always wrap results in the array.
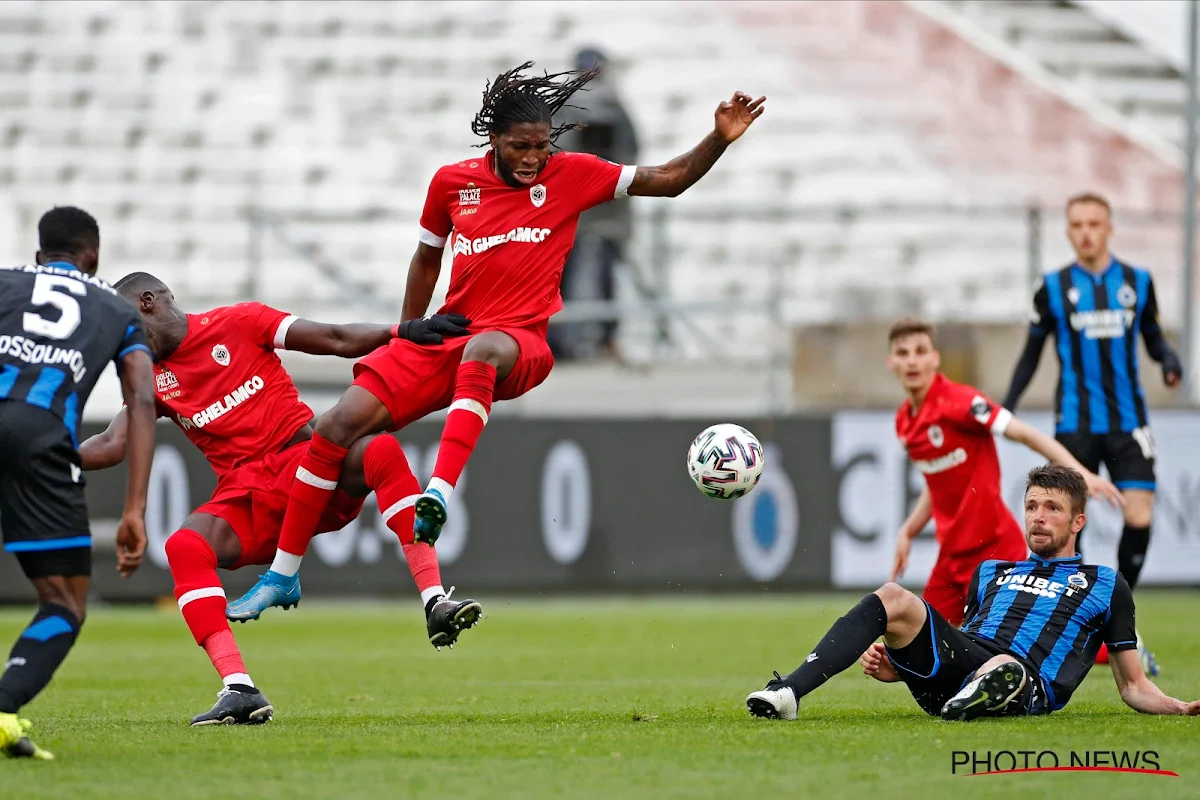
[{"xmin": 24, "ymin": 274, "xmax": 85, "ymax": 340}]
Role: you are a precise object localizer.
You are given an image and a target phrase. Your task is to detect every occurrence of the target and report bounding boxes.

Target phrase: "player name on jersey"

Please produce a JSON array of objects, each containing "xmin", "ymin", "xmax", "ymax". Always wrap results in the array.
[{"xmin": 0, "ymin": 335, "xmax": 88, "ymax": 382}]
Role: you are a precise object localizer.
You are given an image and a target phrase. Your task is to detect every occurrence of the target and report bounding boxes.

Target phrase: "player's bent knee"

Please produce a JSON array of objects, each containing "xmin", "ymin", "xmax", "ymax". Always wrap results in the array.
[
  {"xmin": 874, "ymin": 582, "xmax": 922, "ymax": 621},
  {"xmin": 164, "ymin": 529, "xmax": 218, "ymax": 571},
  {"xmin": 462, "ymin": 331, "xmax": 519, "ymax": 370}
]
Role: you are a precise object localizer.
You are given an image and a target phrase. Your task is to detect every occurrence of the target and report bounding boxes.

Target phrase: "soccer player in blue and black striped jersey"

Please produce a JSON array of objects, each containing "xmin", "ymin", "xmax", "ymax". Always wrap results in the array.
[
  {"xmin": 746, "ymin": 465, "xmax": 1200, "ymax": 721},
  {"xmin": 0, "ymin": 207, "xmax": 157, "ymax": 759},
  {"xmin": 1003, "ymin": 192, "xmax": 1181, "ymax": 672}
]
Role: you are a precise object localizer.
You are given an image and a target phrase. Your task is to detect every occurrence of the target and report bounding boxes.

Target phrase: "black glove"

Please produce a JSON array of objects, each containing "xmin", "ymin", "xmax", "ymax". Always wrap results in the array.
[
  {"xmin": 1162, "ymin": 352, "xmax": 1183, "ymax": 387},
  {"xmin": 396, "ymin": 314, "xmax": 472, "ymax": 345}
]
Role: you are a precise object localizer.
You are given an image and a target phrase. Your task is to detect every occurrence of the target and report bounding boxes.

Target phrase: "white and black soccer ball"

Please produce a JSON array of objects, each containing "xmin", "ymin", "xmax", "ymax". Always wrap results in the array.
[{"xmin": 687, "ymin": 423, "xmax": 765, "ymax": 500}]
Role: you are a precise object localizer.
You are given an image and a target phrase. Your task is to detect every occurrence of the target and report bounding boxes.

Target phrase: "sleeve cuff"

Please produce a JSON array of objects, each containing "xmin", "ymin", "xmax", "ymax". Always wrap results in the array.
[
  {"xmin": 991, "ymin": 408, "xmax": 1013, "ymax": 436},
  {"xmin": 273, "ymin": 315, "xmax": 299, "ymax": 349},
  {"xmin": 418, "ymin": 226, "xmax": 448, "ymax": 248},
  {"xmin": 615, "ymin": 165, "xmax": 636, "ymax": 198},
  {"xmin": 116, "ymin": 343, "xmax": 151, "ymax": 362}
]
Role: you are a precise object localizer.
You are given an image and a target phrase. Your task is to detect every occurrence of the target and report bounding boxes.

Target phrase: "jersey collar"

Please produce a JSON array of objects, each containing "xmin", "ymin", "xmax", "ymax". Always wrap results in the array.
[
  {"xmin": 1070, "ymin": 256, "xmax": 1119, "ymax": 281},
  {"xmin": 906, "ymin": 371, "xmax": 948, "ymax": 417},
  {"xmin": 1027, "ymin": 552, "xmax": 1083, "ymax": 566},
  {"xmin": 44, "ymin": 260, "xmax": 83, "ymax": 274}
]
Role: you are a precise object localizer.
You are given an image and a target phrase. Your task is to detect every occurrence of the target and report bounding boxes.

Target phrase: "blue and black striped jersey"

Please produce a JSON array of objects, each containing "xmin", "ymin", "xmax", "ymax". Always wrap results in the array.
[
  {"xmin": 1015, "ymin": 259, "xmax": 1170, "ymax": 435},
  {"xmin": 0, "ymin": 262, "xmax": 149, "ymax": 445},
  {"xmin": 961, "ymin": 554, "xmax": 1136, "ymax": 711}
]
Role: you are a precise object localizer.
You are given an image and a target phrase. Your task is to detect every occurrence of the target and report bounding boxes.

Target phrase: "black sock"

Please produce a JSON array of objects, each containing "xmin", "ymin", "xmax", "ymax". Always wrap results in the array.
[
  {"xmin": 1118, "ymin": 525, "xmax": 1151, "ymax": 590},
  {"xmin": 0, "ymin": 605, "xmax": 81, "ymax": 714},
  {"xmin": 782, "ymin": 593, "xmax": 888, "ymax": 699}
]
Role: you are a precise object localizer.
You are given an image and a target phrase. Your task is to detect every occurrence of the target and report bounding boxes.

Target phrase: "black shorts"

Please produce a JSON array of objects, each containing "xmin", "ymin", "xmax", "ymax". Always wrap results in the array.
[
  {"xmin": 885, "ymin": 602, "xmax": 1049, "ymax": 717},
  {"xmin": 0, "ymin": 401, "xmax": 92, "ymax": 579},
  {"xmin": 1056, "ymin": 429, "xmax": 1156, "ymax": 491}
]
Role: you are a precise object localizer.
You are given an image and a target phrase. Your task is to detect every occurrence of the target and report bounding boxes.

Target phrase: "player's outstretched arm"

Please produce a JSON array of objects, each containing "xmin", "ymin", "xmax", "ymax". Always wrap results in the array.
[
  {"xmin": 628, "ymin": 92, "xmax": 765, "ymax": 198},
  {"xmin": 281, "ymin": 313, "xmax": 472, "ymax": 357},
  {"xmin": 116, "ymin": 348, "xmax": 156, "ymax": 577},
  {"xmin": 1002, "ymin": 329, "xmax": 1047, "ymax": 411},
  {"xmin": 1111, "ymin": 649, "xmax": 1200, "ymax": 715},
  {"xmin": 79, "ymin": 408, "xmax": 129, "ymax": 470},
  {"xmin": 402, "ymin": 243, "xmax": 445, "ymax": 322},
  {"xmin": 1002, "ymin": 416, "xmax": 1124, "ymax": 507},
  {"xmin": 1139, "ymin": 277, "xmax": 1182, "ymax": 387},
  {"xmin": 891, "ymin": 486, "xmax": 932, "ymax": 581}
]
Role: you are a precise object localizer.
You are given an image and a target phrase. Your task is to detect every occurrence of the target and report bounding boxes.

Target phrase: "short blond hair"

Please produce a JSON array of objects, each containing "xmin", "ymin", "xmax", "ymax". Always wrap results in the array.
[{"xmin": 1066, "ymin": 192, "xmax": 1112, "ymax": 217}]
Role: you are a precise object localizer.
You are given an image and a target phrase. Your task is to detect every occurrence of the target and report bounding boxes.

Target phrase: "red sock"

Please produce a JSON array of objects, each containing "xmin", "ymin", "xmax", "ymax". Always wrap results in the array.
[
  {"xmin": 276, "ymin": 433, "xmax": 349, "ymax": 562},
  {"xmin": 431, "ymin": 361, "xmax": 496, "ymax": 491},
  {"xmin": 165, "ymin": 529, "xmax": 249, "ymax": 683},
  {"xmin": 363, "ymin": 435, "xmax": 443, "ymax": 596}
]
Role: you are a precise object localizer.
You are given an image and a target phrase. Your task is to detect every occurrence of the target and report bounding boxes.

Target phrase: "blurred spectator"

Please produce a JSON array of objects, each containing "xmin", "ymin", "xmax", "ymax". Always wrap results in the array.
[{"xmin": 550, "ymin": 47, "xmax": 640, "ymax": 361}]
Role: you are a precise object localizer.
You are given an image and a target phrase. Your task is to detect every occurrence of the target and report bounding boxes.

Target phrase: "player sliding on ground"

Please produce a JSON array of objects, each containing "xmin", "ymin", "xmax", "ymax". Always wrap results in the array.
[
  {"xmin": 746, "ymin": 465, "xmax": 1200, "ymax": 721},
  {"xmin": 0, "ymin": 208, "xmax": 156, "ymax": 760},
  {"xmin": 885, "ymin": 317, "xmax": 1121, "ymax": 626},
  {"xmin": 228, "ymin": 61, "xmax": 766, "ymax": 619},
  {"xmin": 80, "ymin": 273, "xmax": 481, "ymax": 726}
]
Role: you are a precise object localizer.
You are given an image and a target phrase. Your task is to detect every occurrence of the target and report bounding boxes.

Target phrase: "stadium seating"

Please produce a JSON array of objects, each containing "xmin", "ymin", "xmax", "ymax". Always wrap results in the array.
[{"xmin": 0, "ymin": 0, "xmax": 1184, "ymax": 400}]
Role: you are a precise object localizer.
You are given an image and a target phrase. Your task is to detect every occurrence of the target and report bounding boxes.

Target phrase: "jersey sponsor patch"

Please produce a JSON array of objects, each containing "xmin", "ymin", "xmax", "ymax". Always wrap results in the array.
[
  {"xmin": 970, "ymin": 396, "xmax": 992, "ymax": 425},
  {"xmin": 451, "ymin": 226, "xmax": 552, "ymax": 256},
  {"xmin": 155, "ymin": 370, "xmax": 179, "ymax": 393},
  {"xmin": 176, "ymin": 374, "xmax": 265, "ymax": 430},
  {"xmin": 912, "ymin": 447, "xmax": 968, "ymax": 474}
]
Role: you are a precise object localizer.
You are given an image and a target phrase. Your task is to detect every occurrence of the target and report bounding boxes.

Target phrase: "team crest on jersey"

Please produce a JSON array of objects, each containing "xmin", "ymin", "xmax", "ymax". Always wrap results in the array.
[
  {"xmin": 155, "ymin": 370, "xmax": 180, "ymax": 393},
  {"xmin": 1068, "ymin": 572, "xmax": 1089, "ymax": 589},
  {"xmin": 530, "ymin": 183, "xmax": 546, "ymax": 208},
  {"xmin": 1117, "ymin": 284, "xmax": 1137, "ymax": 308},
  {"xmin": 1067, "ymin": 287, "xmax": 1081, "ymax": 306},
  {"xmin": 927, "ymin": 424, "xmax": 944, "ymax": 448},
  {"xmin": 211, "ymin": 344, "xmax": 230, "ymax": 367}
]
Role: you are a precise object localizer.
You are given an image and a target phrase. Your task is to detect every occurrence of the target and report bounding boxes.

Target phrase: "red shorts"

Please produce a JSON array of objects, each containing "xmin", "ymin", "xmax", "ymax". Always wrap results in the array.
[
  {"xmin": 194, "ymin": 442, "xmax": 365, "ymax": 569},
  {"xmin": 924, "ymin": 534, "xmax": 1028, "ymax": 627},
  {"xmin": 351, "ymin": 324, "xmax": 554, "ymax": 429}
]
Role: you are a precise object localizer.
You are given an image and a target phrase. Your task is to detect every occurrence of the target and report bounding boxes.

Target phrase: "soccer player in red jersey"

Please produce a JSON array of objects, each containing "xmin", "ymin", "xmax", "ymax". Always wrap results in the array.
[
  {"xmin": 886, "ymin": 318, "xmax": 1122, "ymax": 626},
  {"xmin": 79, "ymin": 273, "xmax": 477, "ymax": 725},
  {"xmin": 228, "ymin": 62, "xmax": 766, "ymax": 618}
]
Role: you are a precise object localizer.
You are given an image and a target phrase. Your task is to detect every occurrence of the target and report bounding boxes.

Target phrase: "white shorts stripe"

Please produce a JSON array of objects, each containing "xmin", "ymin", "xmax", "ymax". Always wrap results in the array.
[
  {"xmin": 449, "ymin": 397, "xmax": 489, "ymax": 425},
  {"xmin": 381, "ymin": 494, "xmax": 421, "ymax": 524},
  {"xmin": 296, "ymin": 466, "xmax": 338, "ymax": 491},
  {"xmin": 418, "ymin": 226, "xmax": 448, "ymax": 248},
  {"xmin": 273, "ymin": 315, "xmax": 299, "ymax": 349},
  {"xmin": 178, "ymin": 586, "xmax": 226, "ymax": 609},
  {"xmin": 615, "ymin": 165, "xmax": 636, "ymax": 198}
]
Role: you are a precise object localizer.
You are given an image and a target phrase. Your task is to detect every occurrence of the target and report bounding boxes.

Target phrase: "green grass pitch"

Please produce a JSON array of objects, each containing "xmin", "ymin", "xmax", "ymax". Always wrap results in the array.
[{"xmin": 2, "ymin": 592, "xmax": 1199, "ymax": 798}]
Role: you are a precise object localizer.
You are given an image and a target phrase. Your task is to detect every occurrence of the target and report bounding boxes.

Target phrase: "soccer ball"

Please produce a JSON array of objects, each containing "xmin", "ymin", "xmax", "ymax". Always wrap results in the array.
[{"xmin": 686, "ymin": 423, "xmax": 765, "ymax": 500}]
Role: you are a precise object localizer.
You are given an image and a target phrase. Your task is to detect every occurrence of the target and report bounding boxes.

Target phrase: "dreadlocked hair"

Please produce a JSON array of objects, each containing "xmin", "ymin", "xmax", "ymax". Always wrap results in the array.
[{"xmin": 471, "ymin": 60, "xmax": 601, "ymax": 146}]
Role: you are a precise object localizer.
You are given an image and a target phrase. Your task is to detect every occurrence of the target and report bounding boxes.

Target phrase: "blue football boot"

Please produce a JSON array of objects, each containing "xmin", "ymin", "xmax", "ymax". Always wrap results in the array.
[
  {"xmin": 226, "ymin": 570, "xmax": 301, "ymax": 622},
  {"xmin": 413, "ymin": 488, "xmax": 448, "ymax": 545}
]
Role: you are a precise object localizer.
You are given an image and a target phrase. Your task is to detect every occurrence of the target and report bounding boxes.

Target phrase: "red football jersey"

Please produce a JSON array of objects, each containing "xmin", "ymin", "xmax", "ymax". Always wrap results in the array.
[
  {"xmin": 895, "ymin": 373, "xmax": 1024, "ymax": 557},
  {"xmin": 418, "ymin": 149, "xmax": 635, "ymax": 330},
  {"xmin": 152, "ymin": 302, "xmax": 313, "ymax": 479}
]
